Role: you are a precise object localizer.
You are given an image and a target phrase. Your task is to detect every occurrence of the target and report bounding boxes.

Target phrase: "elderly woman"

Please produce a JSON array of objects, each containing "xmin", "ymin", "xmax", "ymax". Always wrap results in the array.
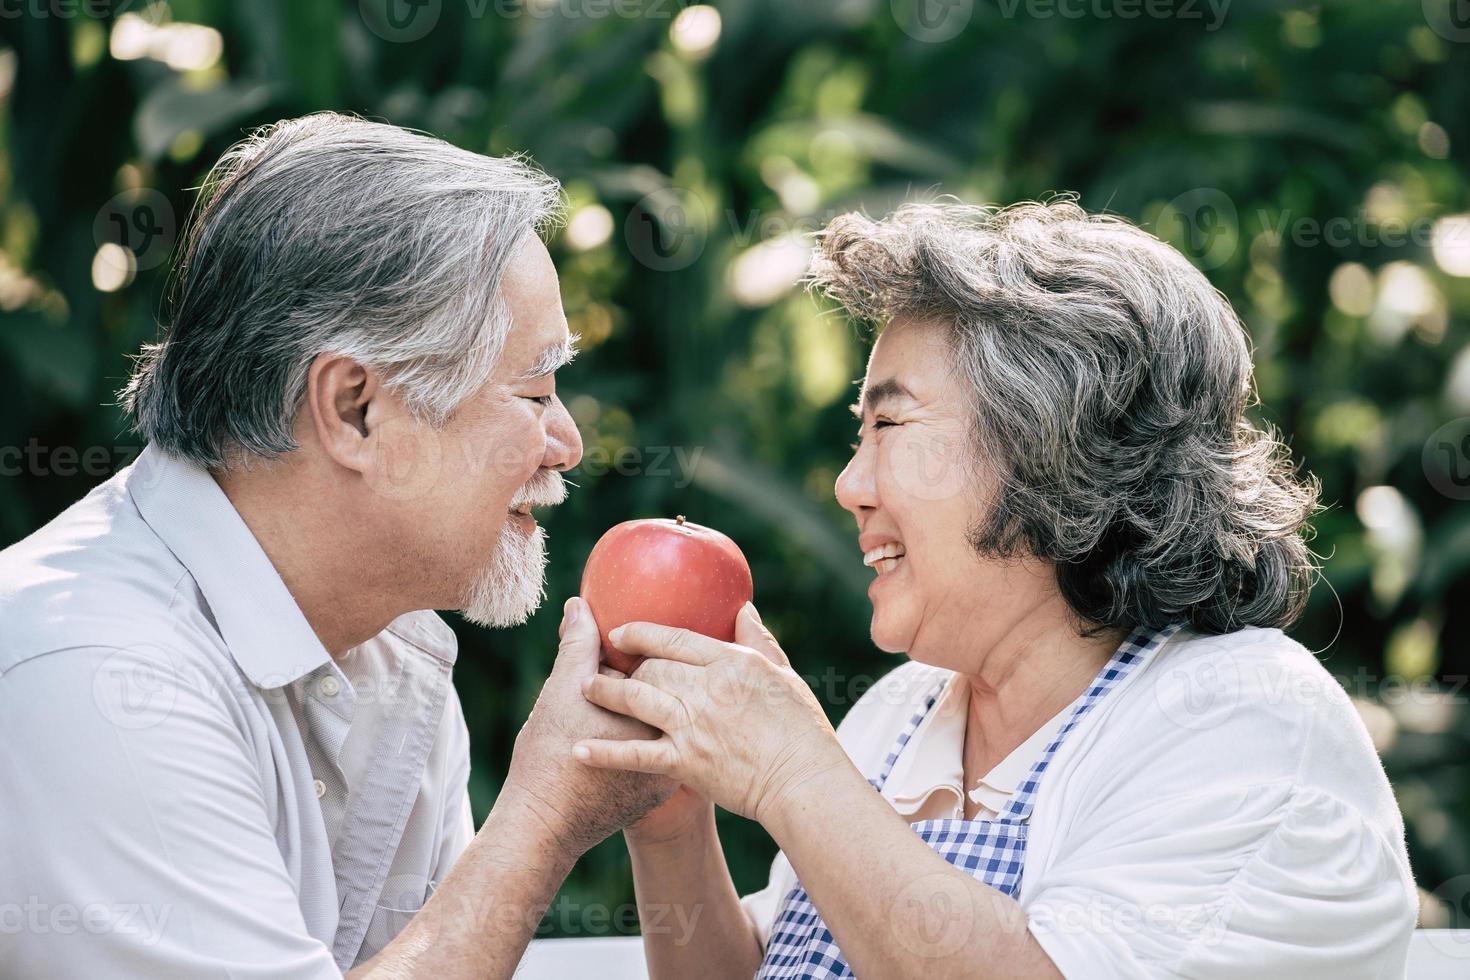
[{"xmin": 569, "ymin": 200, "xmax": 1417, "ymax": 978}]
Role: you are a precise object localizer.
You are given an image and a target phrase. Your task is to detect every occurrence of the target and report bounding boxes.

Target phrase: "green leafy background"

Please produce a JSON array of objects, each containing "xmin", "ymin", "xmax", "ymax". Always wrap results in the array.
[{"xmin": 2, "ymin": 0, "xmax": 1467, "ymax": 936}]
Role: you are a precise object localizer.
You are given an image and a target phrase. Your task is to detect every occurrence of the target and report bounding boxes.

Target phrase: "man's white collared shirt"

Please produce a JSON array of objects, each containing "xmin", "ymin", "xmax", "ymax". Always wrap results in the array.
[{"xmin": 0, "ymin": 445, "xmax": 476, "ymax": 976}]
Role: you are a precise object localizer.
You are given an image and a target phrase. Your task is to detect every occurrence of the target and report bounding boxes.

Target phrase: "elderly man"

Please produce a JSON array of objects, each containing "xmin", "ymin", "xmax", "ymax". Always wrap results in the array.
[{"xmin": 0, "ymin": 113, "xmax": 671, "ymax": 977}]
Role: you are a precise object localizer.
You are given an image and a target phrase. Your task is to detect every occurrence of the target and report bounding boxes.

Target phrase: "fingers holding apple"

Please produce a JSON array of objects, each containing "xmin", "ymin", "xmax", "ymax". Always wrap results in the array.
[
  {"xmin": 580, "ymin": 515, "xmax": 753, "ymax": 675},
  {"xmin": 575, "ymin": 516, "xmax": 840, "ymax": 829},
  {"xmin": 574, "ymin": 619, "xmax": 846, "ymax": 825}
]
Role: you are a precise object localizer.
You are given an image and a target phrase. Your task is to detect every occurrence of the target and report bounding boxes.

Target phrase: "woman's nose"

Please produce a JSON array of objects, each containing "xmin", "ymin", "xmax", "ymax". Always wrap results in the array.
[{"xmin": 835, "ymin": 445, "xmax": 877, "ymax": 517}]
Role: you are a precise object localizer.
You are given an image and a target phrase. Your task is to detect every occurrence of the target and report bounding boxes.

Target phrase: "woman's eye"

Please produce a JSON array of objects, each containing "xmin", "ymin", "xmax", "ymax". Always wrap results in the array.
[
  {"xmin": 873, "ymin": 418, "xmax": 897, "ymax": 429},
  {"xmin": 524, "ymin": 395, "xmax": 553, "ymax": 407}
]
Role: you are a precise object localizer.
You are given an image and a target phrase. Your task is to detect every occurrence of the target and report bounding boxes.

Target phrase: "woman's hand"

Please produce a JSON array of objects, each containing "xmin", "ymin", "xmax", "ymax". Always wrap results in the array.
[
  {"xmin": 572, "ymin": 603, "xmax": 850, "ymax": 826},
  {"xmin": 620, "ymin": 605, "xmax": 798, "ymax": 843}
]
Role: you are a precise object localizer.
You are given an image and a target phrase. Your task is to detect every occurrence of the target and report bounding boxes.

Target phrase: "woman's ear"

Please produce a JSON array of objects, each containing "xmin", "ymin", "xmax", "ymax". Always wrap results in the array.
[{"xmin": 304, "ymin": 353, "xmax": 378, "ymax": 474}]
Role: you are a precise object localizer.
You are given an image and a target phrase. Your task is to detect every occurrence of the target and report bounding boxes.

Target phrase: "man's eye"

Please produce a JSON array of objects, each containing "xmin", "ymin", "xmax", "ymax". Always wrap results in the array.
[{"xmin": 873, "ymin": 418, "xmax": 897, "ymax": 429}]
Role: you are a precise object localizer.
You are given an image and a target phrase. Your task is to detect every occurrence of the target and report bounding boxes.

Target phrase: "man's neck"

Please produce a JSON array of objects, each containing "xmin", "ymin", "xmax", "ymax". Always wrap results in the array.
[{"xmin": 212, "ymin": 463, "xmax": 407, "ymax": 658}]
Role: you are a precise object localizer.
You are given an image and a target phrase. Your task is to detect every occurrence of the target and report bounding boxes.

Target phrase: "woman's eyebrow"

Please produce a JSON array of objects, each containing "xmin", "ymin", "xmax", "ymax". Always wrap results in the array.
[{"xmin": 850, "ymin": 377, "xmax": 915, "ymax": 418}]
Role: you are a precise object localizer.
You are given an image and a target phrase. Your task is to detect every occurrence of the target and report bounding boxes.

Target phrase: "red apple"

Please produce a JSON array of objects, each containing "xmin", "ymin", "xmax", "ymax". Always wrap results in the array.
[{"xmin": 580, "ymin": 515, "xmax": 754, "ymax": 675}]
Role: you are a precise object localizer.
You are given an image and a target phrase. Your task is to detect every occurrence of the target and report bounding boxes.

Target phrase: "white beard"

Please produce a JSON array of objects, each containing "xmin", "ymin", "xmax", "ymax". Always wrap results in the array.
[
  {"xmin": 458, "ymin": 519, "xmax": 549, "ymax": 628},
  {"xmin": 457, "ymin": 469, "xmax": 566, "ymax": 629}
]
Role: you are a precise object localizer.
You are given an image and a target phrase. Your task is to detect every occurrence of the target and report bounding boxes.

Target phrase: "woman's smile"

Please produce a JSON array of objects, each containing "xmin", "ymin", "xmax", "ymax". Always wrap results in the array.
[{"xmin": 862, "ymin": 541, "xmax": 906, "ymax": 577}]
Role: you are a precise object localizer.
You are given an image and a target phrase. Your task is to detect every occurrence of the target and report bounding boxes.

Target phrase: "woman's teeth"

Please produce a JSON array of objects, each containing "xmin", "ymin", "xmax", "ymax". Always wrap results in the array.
[{"xmin": 863, "ymin": 543, "xmax": 906, "ymax": 574}]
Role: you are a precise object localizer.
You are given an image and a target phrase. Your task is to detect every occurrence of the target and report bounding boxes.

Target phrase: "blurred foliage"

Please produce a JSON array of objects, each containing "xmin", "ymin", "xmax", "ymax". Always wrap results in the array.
[{"xmin": 2, "ymin": 0, "xmax": 1469, "ymax": 937}]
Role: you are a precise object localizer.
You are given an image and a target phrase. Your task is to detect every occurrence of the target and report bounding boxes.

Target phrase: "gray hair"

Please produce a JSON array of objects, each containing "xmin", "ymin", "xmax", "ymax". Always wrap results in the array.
[
  {"xmin": 121, "ymin": 112, "xmax": 564, "ymax": 468},
  {"xmin": 810, "ymin": 198, "xmax": 1321, "ymax": 636}
]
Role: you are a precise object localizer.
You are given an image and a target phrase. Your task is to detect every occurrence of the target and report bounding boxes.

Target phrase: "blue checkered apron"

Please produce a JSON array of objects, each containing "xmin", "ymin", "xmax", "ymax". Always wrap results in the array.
[{"xmin": 756, "ymin": 624, "xmax": 1178, "ymax": 979}]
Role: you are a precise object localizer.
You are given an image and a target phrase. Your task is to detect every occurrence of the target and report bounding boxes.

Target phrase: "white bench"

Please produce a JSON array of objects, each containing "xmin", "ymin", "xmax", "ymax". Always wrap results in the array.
[{"xmin": 517, "ymin": 932, "xmax": 1470, "ymax": 978}]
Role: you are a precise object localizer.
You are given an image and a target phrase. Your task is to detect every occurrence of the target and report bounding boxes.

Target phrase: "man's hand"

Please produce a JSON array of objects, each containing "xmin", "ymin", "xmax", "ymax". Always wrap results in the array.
[{"xmin": 502, "ymin": 596, "xmax": 677, "ymax": 856}]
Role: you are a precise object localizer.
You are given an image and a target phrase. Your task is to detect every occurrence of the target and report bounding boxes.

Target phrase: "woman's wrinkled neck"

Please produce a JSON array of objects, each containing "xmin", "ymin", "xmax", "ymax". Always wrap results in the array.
[{"xmin": 959, "ymin": 598, "xmax": 1127, "ymax": 773}]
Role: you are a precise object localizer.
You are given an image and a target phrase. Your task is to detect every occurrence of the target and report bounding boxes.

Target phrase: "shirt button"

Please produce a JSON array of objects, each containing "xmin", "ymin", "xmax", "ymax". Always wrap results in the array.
[
  {"xmin": 313, "ymin": 778, "xmax": 326, "ymax": 799},
  {"xmin": 319, "ymin": 675, "xmax": 341, "ymax": 698}
]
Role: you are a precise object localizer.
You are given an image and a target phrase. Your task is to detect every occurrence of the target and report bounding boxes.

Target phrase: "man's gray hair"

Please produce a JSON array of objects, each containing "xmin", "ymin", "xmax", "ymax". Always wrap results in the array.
[
  {"xmin": 121, "ymin": 112, "xmax": 564, "ymax": 468},
  {"xmin": 810, "ymin": 198, "xmax": 1321, "ymax": 636}
]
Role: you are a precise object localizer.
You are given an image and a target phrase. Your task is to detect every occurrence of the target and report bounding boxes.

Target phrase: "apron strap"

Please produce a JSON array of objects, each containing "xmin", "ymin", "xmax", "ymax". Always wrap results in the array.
[
  {"xmin": 870, "ymin": 624, "xmax": 1182, "ymax": 813},
  {"xmin": 999, "ymin": 623, "xmax": 1180, "ymax": 821}
]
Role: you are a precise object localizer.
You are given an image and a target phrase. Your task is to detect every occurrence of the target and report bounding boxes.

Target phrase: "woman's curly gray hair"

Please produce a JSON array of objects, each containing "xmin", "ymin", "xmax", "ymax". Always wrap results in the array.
[{"xmin": 810, "ymin": 198, "xmax": 1320, "ymax": 636}]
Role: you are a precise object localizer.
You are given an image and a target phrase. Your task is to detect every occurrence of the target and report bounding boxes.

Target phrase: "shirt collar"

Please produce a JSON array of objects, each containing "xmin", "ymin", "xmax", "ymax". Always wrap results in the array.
[
  {"xmin": 883, "ymin": 671, "xmax": 1073, "ymax": 817},
  {"xmin": 884, "ymin": 672, "xmax": 968, "ymax": 813},
  {"xmin": 126, "ymin": 444, "xmax": 456, "ymax": 688},
  {"xmin": 968, "ymin": 700, "xmax": 1070, "ymax": 798}
]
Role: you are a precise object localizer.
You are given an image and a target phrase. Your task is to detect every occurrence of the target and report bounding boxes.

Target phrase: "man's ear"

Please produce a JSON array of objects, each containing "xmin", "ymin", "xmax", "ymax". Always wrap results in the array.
[{"xmin": 304, "ymin": 353, "xmax": 379, "ymax": 474}]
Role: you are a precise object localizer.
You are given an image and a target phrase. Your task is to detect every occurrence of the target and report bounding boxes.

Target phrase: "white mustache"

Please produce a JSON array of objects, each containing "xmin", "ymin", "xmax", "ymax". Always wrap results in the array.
[{"xmin": 509, "ymin": 470, "xmax": 568, "ymax": 510}]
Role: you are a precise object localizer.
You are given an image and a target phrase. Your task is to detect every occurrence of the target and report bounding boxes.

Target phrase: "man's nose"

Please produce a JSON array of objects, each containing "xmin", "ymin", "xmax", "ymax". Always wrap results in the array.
[{"xmin": 543, "ymin": 396, "xmax": 583, "ymax": 473}]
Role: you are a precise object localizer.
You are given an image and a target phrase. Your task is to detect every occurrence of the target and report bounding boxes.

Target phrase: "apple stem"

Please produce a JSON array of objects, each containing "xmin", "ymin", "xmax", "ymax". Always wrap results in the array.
[{"xmin": 676, "ymin": 514, "xmax": 686, "ymax": 525}]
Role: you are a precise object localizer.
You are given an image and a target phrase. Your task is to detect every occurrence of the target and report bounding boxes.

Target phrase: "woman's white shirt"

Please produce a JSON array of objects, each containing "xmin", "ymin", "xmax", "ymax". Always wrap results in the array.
[{"xmin": 738, "ymin": 626, "xmax": 1418, "ymax": 979}]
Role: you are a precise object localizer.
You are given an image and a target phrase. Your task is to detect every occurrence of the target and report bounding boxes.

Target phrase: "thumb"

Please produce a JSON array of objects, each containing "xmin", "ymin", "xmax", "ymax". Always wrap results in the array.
[
  {"xmin": 553, "ymin": 596, "xmax": 602, "ymax": 678},
  {"xmin": 735, "ymin": 602, "xmax": 789, "ymax": 668}
]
